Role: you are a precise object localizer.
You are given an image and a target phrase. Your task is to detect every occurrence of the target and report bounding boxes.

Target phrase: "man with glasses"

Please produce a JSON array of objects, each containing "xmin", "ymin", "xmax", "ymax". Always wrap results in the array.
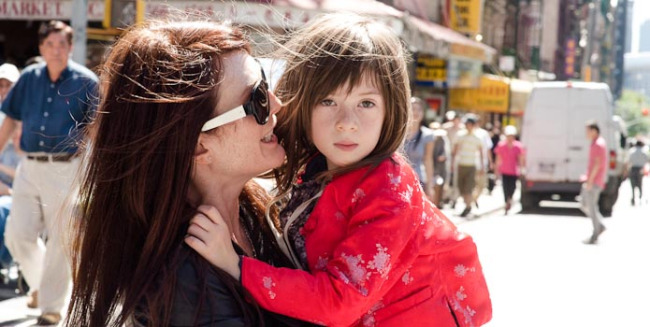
[{"xmin": 0, "ymin": 21, "xmax": 98, "ymax": 325}]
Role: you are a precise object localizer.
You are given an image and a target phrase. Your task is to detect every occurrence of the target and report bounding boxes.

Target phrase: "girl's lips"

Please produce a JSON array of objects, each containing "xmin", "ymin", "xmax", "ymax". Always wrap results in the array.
[{"xmin": 334, "ymin": 143, "xmax": 358, "ymax": 151}]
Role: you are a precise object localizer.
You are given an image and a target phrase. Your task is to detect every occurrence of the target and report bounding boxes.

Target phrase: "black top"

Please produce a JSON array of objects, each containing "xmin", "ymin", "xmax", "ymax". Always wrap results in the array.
[{"xmin": 135, "ymin": 205, "xmax": 317, "ymax": 327}]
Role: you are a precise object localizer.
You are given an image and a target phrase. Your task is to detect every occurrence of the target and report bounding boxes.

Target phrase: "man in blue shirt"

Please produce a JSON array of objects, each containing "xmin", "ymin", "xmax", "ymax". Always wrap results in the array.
[{"xmin": 0, "ymin": 21, "xmax": 98, "ymax": 325}]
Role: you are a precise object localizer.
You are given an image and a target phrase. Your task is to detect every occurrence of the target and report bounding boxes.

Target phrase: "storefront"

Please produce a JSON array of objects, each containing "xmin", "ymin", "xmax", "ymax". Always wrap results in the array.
[
  {"xmin": 447, "ymin": 74, "xmax": 532, "ymax": 128},
  {"xmin": 403, "ymin": 15, "xmax": 496, "ymax": 122}
]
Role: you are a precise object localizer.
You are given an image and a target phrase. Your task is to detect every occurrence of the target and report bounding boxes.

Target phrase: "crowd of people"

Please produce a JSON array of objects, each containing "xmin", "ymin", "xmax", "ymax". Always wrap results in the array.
[
  {"xmin": 403, "ymin": 106, "xmax": 525, "ymax": 218},
  {"xmin": 0, "ymin": 16, "xmax": 493, "ymax": 327}
]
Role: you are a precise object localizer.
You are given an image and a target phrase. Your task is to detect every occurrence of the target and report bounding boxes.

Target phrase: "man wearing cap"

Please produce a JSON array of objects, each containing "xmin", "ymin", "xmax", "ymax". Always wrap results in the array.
[
  {"xmin": 452, "ymin": 114, "xmax": 484, "ymax": 217},
  {"xmin": 494, "ymin": 125, "xmax": 525, "ymax": 214},
  {"xmin": 0, "ymin": 21, "xmax": 98, "ymax": 325}
]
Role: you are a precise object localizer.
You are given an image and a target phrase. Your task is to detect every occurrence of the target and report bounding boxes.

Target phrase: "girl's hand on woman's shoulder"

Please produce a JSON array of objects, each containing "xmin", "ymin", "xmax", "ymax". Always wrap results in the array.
[{"xmin": 185, "ymin": 205, "xmax": 241, "ymax": 280}]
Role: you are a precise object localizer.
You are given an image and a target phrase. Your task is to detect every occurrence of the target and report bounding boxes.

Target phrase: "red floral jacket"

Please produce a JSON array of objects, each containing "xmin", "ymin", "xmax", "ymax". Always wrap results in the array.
[{"xmin": 242, "ymin": 154, "xmax": 492, "ymax": 326}]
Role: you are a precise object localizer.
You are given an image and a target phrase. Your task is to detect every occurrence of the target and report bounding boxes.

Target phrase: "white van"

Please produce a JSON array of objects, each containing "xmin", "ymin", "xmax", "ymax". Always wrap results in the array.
[{"xmin": 520, "ymin": 82, "xmax": 627, "ymax": 216}]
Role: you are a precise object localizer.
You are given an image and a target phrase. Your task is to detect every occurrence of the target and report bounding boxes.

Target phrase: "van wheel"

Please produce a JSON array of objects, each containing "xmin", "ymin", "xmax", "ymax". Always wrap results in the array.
[{"xmin": 521, "ymin": 191, "xmax": 540, "ymax": 211}]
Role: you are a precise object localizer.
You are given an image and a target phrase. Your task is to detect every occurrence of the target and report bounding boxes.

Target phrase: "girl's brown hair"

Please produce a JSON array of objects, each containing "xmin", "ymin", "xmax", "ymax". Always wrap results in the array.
[
  {"xmin": 66, "ymin": 19, "xmax": 284, "ymax": 327},
  {"xmin": 272, "ymin": 13, "xmax": 411, "ymax": 194}
]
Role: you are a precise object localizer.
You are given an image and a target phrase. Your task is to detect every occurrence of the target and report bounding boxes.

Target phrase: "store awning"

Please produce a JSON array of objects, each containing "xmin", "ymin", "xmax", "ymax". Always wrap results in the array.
[
  {"xmin": 271, "ymin": 0, "xmax": 496, "ymax": 64},
  {"xmin": 404, "ymin": 16, "xmax": 496, "ymax": 64},
  {"xmin": 140, "ymin": 0, "xmax": 494, "ymax": 64}
]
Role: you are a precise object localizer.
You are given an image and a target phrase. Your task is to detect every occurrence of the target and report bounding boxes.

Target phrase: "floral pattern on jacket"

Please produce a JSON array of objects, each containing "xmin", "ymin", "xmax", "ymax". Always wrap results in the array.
[{"xmin": 242, "ymin": 154, "xmax": 492, "ymax": 327}]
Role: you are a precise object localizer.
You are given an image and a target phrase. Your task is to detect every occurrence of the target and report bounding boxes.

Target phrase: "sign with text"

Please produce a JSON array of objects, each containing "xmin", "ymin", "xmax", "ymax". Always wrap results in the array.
[
  {"xmin": 449, "ymin": 75, "xmax": 509, "ymax": 113},
  {"xmin": 415, "ymin": 54, "xmax": 447, "ymax": 86},
  {"xmin": 449, "ymin": 0, "xmax": 482, "ymax": 35},
  {"xmin": 564, "ymin": 38, "xmax": 576, "ymax": 78},
  {"xmin": 0, "ymin": 0, "xmax": 104, "ymax": 21}
]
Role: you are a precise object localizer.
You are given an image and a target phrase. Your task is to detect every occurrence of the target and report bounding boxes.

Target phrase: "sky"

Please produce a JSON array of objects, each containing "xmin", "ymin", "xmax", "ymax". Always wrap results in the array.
[{"xmin": 632, "ymin": 0, "xmax": 650, "ymax": 52}]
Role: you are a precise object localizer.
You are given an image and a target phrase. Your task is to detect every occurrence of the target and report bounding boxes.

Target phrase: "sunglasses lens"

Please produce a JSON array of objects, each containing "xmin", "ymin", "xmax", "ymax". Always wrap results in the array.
[{"xmin": 252, "ymin": 80, "xmax": 269, "ymax": 124}]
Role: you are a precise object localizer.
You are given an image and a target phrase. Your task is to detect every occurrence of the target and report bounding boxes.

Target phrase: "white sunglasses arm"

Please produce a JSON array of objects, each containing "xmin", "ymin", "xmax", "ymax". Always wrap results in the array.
[{"xmin": 201, "ymin": 105, "xmax": 247, "ymax": 131}]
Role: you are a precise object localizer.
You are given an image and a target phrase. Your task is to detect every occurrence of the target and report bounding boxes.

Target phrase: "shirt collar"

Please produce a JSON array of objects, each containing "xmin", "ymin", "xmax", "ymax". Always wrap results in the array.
[{"xmin": 43, "ymin": 61, "xmax": 72, "ymax": 83}]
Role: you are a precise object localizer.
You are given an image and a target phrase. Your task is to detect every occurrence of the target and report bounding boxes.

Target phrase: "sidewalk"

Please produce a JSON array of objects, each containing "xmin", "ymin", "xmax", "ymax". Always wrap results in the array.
[{"xmin": 439, "ymin": 181, "xmax": 521, "ymax": 224}]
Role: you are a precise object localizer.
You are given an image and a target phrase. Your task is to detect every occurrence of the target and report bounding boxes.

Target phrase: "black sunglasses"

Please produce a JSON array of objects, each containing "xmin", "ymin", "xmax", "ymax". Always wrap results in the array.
[{"xmin": 201, "ymin": 66, "xmax": 269, "ymax": 131}]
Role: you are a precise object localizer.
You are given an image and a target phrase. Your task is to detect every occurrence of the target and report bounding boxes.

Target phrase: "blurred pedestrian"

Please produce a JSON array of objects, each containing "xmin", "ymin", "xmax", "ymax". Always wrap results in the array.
[
  {"xmin": 452, "ymin": 114, "xmax": 484, "ymax": 217},
  {"xmin": 442, "ymin": 110, "xmax": 465, "ymax": 208},
  {"xmin": 487, "ymin": 122, "xmax": 502, "ymax": 194},
  {"xmin": 472, "ymin": 116, "xmax": 493, "ymax": 208},
  {"xmin": 405, "ymin": 97, "xmax": 435, "ymax": 200},
  {"xmin": 494, "ymin": 125, "xmax": 525, "ymax": 214},
  {"xmin": 0, "ymin": 20, "xmax": 98, "ymax": 325},
  {"xmin": 627, "ymin": 140, "xmax": 649, "ymax": 205},
  {"xmin": 581, "ymin": 120, "xmax": 607, "ymax": 245},
  {"xmin": 429, "ymin": 121, "xmax": 451, "ymax": 207},
  {"xmin": 0, "ymin": 63, "xmax": 21, "ymax": 271},
  {"xmin": 0, "ymin": 128, "xmax": 23, "ymax": 269},
  {"xmin": 0, "ymin": 63, "xmax": 19, "ymax": 105}
]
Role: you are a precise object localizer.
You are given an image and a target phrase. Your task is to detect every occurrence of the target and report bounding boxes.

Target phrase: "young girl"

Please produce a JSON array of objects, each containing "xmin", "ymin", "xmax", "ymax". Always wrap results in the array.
[{"xmin": 186, "ymin": 13, "xmax": 491, "ymax": 327}]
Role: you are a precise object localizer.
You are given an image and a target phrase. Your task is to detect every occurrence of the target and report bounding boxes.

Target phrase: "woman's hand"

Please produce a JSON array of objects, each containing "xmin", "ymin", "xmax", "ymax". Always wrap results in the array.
[{"xmin": 185, "ymin": 205, "xmax": 241, "ymax": 280}]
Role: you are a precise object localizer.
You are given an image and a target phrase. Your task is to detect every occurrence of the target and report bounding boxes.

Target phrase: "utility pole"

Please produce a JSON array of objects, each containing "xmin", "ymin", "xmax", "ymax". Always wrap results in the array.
[{"xmin": 71, "ymin": 0, "xmax": 88, "ymax": 66}]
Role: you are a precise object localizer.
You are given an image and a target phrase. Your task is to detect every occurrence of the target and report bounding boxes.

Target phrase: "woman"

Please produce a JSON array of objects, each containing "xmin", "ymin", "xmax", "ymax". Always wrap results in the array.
[
  {"xmin": 404, "ymin": 97, "xmax": 435, "ymax": 200},
  {"xmin": 429, "ymin": 121, "xmax": 451, "ymax": 208},
  {"xmin": 65, "ymin": 19, "xmax": 308, "ymax": 327},
  {"xmin": 494, "ymin": 125, "xmax": 525, "ymax": 214}
]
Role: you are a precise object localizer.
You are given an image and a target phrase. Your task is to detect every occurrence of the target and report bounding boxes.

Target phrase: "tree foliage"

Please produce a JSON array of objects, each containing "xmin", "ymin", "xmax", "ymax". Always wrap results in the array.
[{"xmin": 615, "ymin": 90, "xmax": 650, "ymax": 138}]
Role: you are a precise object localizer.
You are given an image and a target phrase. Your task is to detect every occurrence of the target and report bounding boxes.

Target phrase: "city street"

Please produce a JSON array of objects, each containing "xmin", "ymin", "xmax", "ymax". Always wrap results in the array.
[
  {"xmin": 0, "ymin": 180, "xmax": 648, "ymax": 326},
  {"xmin": 461, "ymin": 180, "xmax": 650, "ymax": 327}
]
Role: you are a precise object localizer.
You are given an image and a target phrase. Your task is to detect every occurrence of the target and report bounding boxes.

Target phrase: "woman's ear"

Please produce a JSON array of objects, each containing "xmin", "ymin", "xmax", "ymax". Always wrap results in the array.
[{"xmin": 194, "ymin": 134, "xmax": 211, "ymax": 164}]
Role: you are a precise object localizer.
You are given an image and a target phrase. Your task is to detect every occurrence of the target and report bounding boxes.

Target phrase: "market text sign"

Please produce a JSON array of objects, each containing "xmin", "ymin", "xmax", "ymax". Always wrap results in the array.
[
  {"xmin": 0, "ymin": 0, "xmax": 104, "ymax": 21},
  {"xmin": 415, "ymin": 55, "xmax": 447, "ymax": 84},
  {"xmin": 449, "ymin": 0, "xmax": 482, "ymax": 35}
]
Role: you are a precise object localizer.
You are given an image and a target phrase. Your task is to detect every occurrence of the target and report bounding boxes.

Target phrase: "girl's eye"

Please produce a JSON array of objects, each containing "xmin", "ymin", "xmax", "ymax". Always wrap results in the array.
[
  {"xmin": 360, "ymin": 100, "xmax": 375, "ymax": 108},
  {"xmin": 320, "ymin": 99, "xmax": 335, "ymax": 106}
]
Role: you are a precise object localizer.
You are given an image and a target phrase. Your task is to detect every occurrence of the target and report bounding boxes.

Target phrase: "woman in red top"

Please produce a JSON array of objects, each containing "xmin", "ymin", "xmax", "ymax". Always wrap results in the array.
[
  {"xmin": 494, "ymin": 125, "xmax": 525, "ymax": 214},
  {"xmin": 186, "ymin": 13, "xmax": 491, "ymax": 327}
]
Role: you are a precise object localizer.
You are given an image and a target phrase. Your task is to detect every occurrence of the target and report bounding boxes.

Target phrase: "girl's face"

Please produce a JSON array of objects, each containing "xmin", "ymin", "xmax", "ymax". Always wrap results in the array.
[{"xmin": 310, "ymin": 75, "xmax": 385, "ymax": 170}]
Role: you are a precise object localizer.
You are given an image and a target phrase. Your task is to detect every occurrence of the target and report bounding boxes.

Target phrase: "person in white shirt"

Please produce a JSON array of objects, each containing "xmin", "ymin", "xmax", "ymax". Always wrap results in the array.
[
  {"xmin": 627, "ymin": 140, "xmax": 649, "ymax": 205},
  {"xmin": 472, "ymin": 116, "xmax": 494, "ymax": 207},
  {"xmin": 452, "ymin": 114, "xmax": 484, "ymax": 217}
]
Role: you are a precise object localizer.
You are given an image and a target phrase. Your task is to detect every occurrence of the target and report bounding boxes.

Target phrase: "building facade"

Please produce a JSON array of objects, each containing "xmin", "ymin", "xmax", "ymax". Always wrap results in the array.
[
  {"xmin": 640, "ymin": 19, "xmax": 650, "ymax": 52},
  {"xmin": 624, "ymin": 52, "xmax": 650, "ymax": 99}
]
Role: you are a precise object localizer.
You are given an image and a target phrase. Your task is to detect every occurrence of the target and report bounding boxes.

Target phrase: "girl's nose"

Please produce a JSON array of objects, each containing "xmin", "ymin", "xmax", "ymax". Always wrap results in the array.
[{"xmin": 336, "ymin": 109, "xmax": 358, "ymax": 132}]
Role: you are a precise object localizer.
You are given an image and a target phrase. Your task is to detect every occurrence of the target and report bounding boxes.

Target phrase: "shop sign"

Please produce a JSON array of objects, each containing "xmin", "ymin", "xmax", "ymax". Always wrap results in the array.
[
  {"xmin": 415, "ymin": 54, "xmax": 447, "ymax": 86},
  {"xmin": 449, "ymin": 0, "xmax": 482, "ymax": 35},
  {"xmin": 564, "ymin": 38, "xmax": 576, "ymax": 78},
  {"xmin": 0, "ymin": 0, "xmax": 104, "ymax": 21},
  {"xmin": 448, "ymin": 75, "xmax": 509, "ymax": 113}
]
